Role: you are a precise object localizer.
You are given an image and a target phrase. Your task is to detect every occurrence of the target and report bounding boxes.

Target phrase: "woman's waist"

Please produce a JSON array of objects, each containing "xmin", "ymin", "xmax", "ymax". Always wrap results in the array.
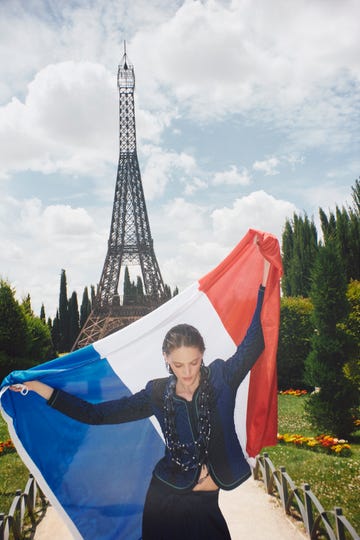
[{"xmin": 192, "ymin": 465, "xmax": 219, "ymax": 492}]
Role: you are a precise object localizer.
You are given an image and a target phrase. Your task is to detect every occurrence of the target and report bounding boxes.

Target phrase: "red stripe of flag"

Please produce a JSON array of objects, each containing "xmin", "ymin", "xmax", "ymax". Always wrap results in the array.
[{"xmin": 199, "ymin": 229, "xmax": 283, "ymax": 456}]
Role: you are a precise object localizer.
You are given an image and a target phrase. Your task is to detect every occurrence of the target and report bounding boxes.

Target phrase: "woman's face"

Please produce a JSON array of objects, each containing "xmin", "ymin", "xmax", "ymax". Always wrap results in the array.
[{"xmin": 165, "ymin": 346, "xmax": 203, "ymax": 388}]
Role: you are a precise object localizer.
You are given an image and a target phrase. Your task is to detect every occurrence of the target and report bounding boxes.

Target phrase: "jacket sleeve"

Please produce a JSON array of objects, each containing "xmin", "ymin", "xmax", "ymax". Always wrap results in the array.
[
  {"xmin": 223, "ymin": 285, "xmax": 265, "ymax": 389},
  {"xmin": 47, "ymin": 383, "xmax": 154, "ymax": 425}
]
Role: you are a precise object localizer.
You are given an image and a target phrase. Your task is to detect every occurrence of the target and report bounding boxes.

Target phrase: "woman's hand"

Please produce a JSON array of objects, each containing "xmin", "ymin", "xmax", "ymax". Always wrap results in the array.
[
  {"xmin": 262, "ymin": 258, "xmax": 270, "ymax": 287},
  {"xmin": 9, "ymin": 381, "xmax": 54, "ymax": 400},
  {"xmin": 254, "ymin": 234, "xmax": 271, "ymax": 287}
]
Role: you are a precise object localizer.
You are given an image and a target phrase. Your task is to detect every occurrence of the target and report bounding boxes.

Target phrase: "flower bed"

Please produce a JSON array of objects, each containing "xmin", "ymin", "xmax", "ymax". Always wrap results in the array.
[
  {"xmin": 277, "ymin": 433, "xmax": 351, "ymax": 456},
  {"xmin": 0, "ymin": 438, "xmax": 15, "ymax": 456},
  {"xmin": 279, "ymin": 389, "xmax": 308, "ymax": 396}
]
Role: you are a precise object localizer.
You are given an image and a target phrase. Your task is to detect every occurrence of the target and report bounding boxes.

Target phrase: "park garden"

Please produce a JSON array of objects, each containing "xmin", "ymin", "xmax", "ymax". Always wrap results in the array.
[{"xmin": 0, "ymin": 180, "xmax": 359, "ymax": 535}]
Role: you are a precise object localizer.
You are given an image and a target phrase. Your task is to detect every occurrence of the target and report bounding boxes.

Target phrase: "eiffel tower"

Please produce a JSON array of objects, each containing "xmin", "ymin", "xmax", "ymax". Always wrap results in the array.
[{"xmin": 73, "ymin": 47, "xmax": 166, "ymax": 349}]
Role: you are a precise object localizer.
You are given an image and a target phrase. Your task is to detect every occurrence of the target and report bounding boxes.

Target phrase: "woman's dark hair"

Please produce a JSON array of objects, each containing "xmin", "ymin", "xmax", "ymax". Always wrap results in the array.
[{"xmin": 162, "ymin": 323, "xmax": 205, "ymax": 355}]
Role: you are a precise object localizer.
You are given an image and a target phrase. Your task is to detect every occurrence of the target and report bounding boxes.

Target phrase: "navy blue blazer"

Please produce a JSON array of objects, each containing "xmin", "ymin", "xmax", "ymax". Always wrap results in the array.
[{"xmin": 48, "ymin": 286, "xmax": 265, "ymax": 492}]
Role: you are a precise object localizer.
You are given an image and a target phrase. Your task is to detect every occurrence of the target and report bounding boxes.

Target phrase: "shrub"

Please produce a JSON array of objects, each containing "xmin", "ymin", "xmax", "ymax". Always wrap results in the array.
[{"xmin": 277, "ymin": 297, "xmax": 314, "ymax": 390}]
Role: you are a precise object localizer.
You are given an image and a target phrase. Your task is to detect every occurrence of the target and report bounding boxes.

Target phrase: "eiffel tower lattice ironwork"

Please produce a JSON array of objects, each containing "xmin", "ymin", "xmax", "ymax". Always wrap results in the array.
[{"xmin": 73, "ymin": 48, "xmax": 166, "ymax": 349}]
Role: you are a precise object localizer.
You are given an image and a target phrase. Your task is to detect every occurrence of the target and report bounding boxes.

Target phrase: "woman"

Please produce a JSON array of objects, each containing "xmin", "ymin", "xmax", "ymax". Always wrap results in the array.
[{"xmin": 11, "ymin": 256, "xmax": 270, "ymax": 539}]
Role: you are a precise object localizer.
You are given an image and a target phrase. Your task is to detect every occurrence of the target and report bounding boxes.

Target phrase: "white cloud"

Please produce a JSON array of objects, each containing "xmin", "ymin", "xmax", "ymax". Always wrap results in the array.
[
  {"xmin": 141, "ymin": 145, "xmax": 197, "ymax": 199},
  {"xmin": 0, "ymin": 59, "xmax": 176, "ymax": 180},
  {"xmin": 156, "ymin": 190, "xmax": 297, "ymax": 292},
  {"xmin": 211, "ymin": 191, "xmax": 297, "ymax": 246},
  {"xmin": 213, "ymin": 165, "xmax": 251, "ymax": 186},
  {"xmin": 184, "ymin": 177, "xmax": 208, "ymax": 195},
  {"xmin": 0, "ymin": 0, "xmax": 180, "ymax": 103},
  {"xmin": 130, "ymin": 0, "xmax": 360, "ymax": 149},
  {"xmin": 162, "ymin": 197, "xmax": 209, "ymax": 242},
  {"xmin": 253, "ymin": 158, "xmax": 280, "ymax": 176},
  {"xmin": 1, "ymin": 0, "xmax": 359, "ymax": 181},
  {"xmin": 0, "ymin": 62, "xmax": 118, "ymax": 177},
  {"xmin": 0, "ymin": 0, "xmax": 358, "ymax": 319},
  {"xmin": 0, "ymin": 195, "xmax": 105, "ymax": 316},
  {"xmin": 300, "ymin": 183, "xmax": 353, "ymax": 215}
]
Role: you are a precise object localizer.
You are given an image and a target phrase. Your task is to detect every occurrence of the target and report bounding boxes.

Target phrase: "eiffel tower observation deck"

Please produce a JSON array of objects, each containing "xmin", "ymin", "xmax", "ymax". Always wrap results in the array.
[{"xmin": 74, "ymin": 46, "xmax": 167, "ymax": 348}]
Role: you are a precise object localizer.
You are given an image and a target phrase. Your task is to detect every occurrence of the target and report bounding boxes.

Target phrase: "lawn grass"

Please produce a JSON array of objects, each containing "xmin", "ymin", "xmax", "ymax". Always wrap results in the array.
[
  {"xmin": 1, "ymin": 395, "xmax": 359, "ymax": 535},
  {"xmin": 264, "ymin": 395, "xmax": 360, "ymax": 534},
  {"xmin": 0, "ymin": 417, "xmax": 29, "ymax": 513}
]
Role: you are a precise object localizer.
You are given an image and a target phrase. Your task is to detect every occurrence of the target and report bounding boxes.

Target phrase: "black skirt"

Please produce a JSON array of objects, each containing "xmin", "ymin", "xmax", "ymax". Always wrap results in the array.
[{"xmin": 142, "ymin": 477, "xmax": 231, "ymax": 540}]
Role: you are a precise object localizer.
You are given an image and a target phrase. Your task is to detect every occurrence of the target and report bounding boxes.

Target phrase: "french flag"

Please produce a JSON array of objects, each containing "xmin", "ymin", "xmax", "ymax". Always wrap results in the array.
[{"xmin": 0, "ymin": 229, "xmax": 282, "ymax": 540}]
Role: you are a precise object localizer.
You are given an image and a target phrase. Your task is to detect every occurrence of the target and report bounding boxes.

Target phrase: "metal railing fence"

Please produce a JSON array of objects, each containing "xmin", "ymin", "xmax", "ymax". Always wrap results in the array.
[
  {"xmin": 254, "ymin": 453, "xmax": 359, "ymax": 540},
  {"xmin": 0, "ymin": 474, "xmax": 48, "ymax": 540},
  {"xmin": 1, "ymin": 456, "xmax": 359, "ymax": 540}
]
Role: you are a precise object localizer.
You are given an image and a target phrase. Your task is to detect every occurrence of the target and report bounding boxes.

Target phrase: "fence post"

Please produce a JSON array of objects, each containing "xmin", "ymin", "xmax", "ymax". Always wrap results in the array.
[
  {"xmin": 335, "ymin": 507, "xmax": 346, "ymax": 540},
  {"xmin": 279, "ymin": 466, "xmax": 288, "ymax": 509},
  {"xmin": 0, "ymin": 513, "xmax": 4, "ymax": 540},
  {"xmin": 303, "ymin": 483, "xmax": 314, "ymax": 537},
  {"xmin": 263, "ymin": 452, "xmax": 272, "ymax": 493}
]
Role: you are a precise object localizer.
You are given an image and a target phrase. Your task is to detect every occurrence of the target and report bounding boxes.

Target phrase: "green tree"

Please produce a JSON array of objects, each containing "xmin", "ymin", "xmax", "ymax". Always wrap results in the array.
[
  {"xmin": 330, "ymin": 205, "xmax": 360, "ymax": 282},
  {"xmin": 351, "ymin": 178, "xmax": 360, "ymax": 214},
  {"xmin": 0, "ymin": 280, "xmax": 28, "ymax": 357},
  {"xmin": 136, "ymin": 276, "xmax": 144, "ymax": 302},
  {"xmin": 277, "ymin": 297, "xmax": 314, "ymax": 390},
  {"xmin": 281, "ymin": 213, "xmax": 318, "ymax": 297},
  {"xmin": 47, "ymin": 317, "xmax": 52, "ymax": 333},
  {"xmin": 123, "ymin": 266, "xmax": 135, "ymax": 305},
  {"xmin": 342, "ymin": 280, "xmax": 360, "ymax": 392},
  {"xmin": 25, "ymin": 314, "xmax": 54, "ymax": 362},
  {"xmin": 40, "ymin": 303, "xmax": 46, "ymax": 323},
  {"xmin": 304, "ymin": 239, "xmax": 358, "ymax": 437},
  {"xmin": 319, "ymin": 181, "xmax": 360, "ymax": 282},
  {"xmin": 80, "ymin": 287, "xmax": 92, "ymax": 328},
  {"xmin": 281, "ymin": 219, "xmax": 294, "ymax": 297},
  {"xmin": 90, "ymin": 285, "xmax": 96, "ymax": 305},
  {"xmin": 59, "ymin": 269, "xmax": 69, "ymax": 352},
  {"xmin": 68, "ymin": 291, "xmax": 80, "ymax": 349},
  {"xmin": 51, "ymin": 310, "xmax": 61, "ymax": 352},
  {"xmin": 21, "ymin": 293, "xmax": 34, "ymax": 317},
  {"xmin": 0, "ymin": 281, "xmax": 54, "ymax": 380},
  {"xmin": 319, "ymin": 207, "xmax": 336, "ymax": 244}
]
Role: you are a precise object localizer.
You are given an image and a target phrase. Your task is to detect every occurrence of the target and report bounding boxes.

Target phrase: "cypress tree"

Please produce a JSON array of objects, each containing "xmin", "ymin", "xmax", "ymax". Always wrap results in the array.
[
  {"xmin": 304, "ymin": 238, "xmax": 358, "ymax": 437},
  {"xmin": 281, "ymin": 219, "xmax": 294, "ymax": 296},
  {"xmin": 319, "ymin": 181, "xmax": 360, "ymax": 282},
  {"xmin": 91, "ymin": 285, "xmax": 96, "ymax": 305},
  {"xmin": 163, "ymin": 284, "xmax": 171, "ymax": 300},
  {"xmin": 348, "ymin": 211, "xmax": 360, "ymax": 281},
  {"xmin": 319, "ymin": 208, "xmax": 336, "ymax": 244},
  {"xmin": 281, "ymin": 213, "xmax": 318, "ymax": 296},
  {"xmin": 80, "ymin": 287, "xmax": 92, "ymax": 328},
  {"xmin": 58, "ymin": 269, "xmax": 69, "ymax": 352},
  {"xmin": 136, "ymin": 276, "xmax": 144, "ymax": 303},
  {"xmin": 123, "ymin": 267, "xmax": 132, "ymax": 305},
  {"xmin": 47, "ymin": 317, "xmax": 52, "ymax": 332},
  {"xmin": 68, "ymin": 291, "xmax": 80, "ymax": 349},
  {"xmin": 40, "ymin": 303, "xmax": 46, "ymax": 323},
  {"xmin": 51, "ymin": 310, "xmax": 61, "ymax": 352},
  {"xmin": 347, "ymin": 181, "xmax": 360, "ymax": 281},
  {"xmin": 21, "ymin": 293, "xmax": 33, "ymax": 316},
  {"xmin": 351, "ymin": 178, "xmax": 360, "ymax": 214},
  {"xmin": 173, "ymin": 286, "xmax": 179, "ymax": 297}
]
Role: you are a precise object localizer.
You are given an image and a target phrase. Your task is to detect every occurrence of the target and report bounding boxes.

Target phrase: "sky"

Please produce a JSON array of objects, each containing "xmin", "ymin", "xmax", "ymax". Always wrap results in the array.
[{"xmin": 0, "ymin": 0, "xmax": 359, "ymax": 318}]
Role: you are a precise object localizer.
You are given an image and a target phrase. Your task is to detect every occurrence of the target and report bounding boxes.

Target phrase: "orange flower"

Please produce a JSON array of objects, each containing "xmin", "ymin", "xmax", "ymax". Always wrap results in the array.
[{"xmin": 277, "ymin": 432, "xmax": 351, "ymax": 456}]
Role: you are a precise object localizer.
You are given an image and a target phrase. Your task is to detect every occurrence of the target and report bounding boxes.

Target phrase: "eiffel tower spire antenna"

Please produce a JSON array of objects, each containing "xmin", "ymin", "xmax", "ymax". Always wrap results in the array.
[{"xmin": 73, "ymin": 49, "xmax": 166, "ymax": 348}]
